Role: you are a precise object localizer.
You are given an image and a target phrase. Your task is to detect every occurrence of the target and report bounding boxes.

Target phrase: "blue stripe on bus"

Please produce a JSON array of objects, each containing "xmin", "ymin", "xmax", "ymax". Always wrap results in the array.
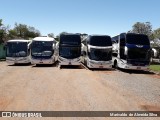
[{"xmin": 126, "ymin": 44, "xmax": 150, "ymax": 49}]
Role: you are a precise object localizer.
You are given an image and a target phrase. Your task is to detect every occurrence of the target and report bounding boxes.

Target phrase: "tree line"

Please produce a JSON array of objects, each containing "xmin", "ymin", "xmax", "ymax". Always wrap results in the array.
[
  {"xmin": 129, "ymin": 22, "xmax": 160, "ymax": 47},
  {"xmin": 129, "ymin": 22, "xmax": 160, "ymax": 40},
  {"xmin": 0, "ymin": 19, "xmax": 160, "ymax": 46},
  {"xmin": 0, "ymin": 19, "xmax": 42, "ymax": 43}
]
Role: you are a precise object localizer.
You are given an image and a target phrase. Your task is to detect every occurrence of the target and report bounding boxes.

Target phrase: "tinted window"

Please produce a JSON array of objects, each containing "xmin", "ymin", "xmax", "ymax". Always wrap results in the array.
[
  {"xmin": 60, "ymin": 35, "xmax": 81, "ymax": 45},
  {"xmin": 88, "ymin": 36, "xmax": 112, "ymax": 46},
  {"xmin": 120, "ymin": 34, "xmax": 126, "ymax": 46},
  {"xmin": 88, "ymin": 48, "xmax": 112, "ymax": 61},
  {"xmin": 128, "ymin": 48, "xmax": 151, "ymax": 60},
  {"xmin": 59, "ymin": 46, "xmax": 81, "ymax": 59},
  {"xmin": 6, "ymin": 42, "xmax": 28, "ymax": 57},
  {"xmin": 126, "ymin": 34, "xmax": 150, "ymax": 45},
  {"xmin": 31, "ymin": 41, "xmax": 54, "ymax": 57}
]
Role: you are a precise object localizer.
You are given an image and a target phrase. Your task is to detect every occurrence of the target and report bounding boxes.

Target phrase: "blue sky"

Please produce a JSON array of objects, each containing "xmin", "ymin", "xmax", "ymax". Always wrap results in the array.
[{"xmin": 0, "ymin": 0, "xmax": 160, "ymax": 36}]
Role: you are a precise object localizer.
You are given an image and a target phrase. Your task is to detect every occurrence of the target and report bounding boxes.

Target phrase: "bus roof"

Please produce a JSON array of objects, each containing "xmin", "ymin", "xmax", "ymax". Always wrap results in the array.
[
  {"xmin": 33, "ymin": 37, "xmax": 55, "ymax": 41},
  {"xmin": 84, "ymin": 35, "xmax": 112, "ymax": 46},
  {"xmin": 59, "ymin": 34, "xmax": 81, "ymax": 45},
  {"xmin": 7, "ymin": 39, "xmax": 30, "ymax": 43},
  {"xmin": 112, "ymin": 33, "xmax": 148, "ymax": 38},
  {"xmin": 89, "ymin": 34, "xmax": 110, "ymax": 37}
]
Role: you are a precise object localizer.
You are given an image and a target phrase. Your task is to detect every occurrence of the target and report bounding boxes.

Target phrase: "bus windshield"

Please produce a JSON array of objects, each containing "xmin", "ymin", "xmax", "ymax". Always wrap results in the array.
[
  {"xmin": 126, "ymin": 34, "xmax": 150, "ymax": 45},
  {"xmin": 31, "ymin": 41, "xmax": 54, "ymax": 57},
  {"xmin": 127, "ymin": 48, "xmax": 150, "ymax": 60},
  {"xmin": 6, "ymin": 42, "xmax": 28, "ymax": 57},
  {"xmin": 60, "ymin": 35, "xmax": 81, "ymax": 45},
  {"xmin": 59, "ymin": 46, "xmax": 81, "ymax": 59},
  {"xmin": 88, "ymin": 48, "xmax": 112, "ymax": 61},
  {"xmin": 89, "ymin": 36, "xmax": 112, "ymax": 46}
]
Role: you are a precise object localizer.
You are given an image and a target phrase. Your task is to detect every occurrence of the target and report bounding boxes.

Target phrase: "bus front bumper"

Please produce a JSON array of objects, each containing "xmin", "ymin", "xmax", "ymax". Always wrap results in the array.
[
  {"xmin": 31, "ymin": 58, "xmax": 54, "ymax": 65},
  {"xmin": 6, "ymin": 57, "xmax": 30, "ymax": 64},
  {"xmin": 87, "ymin": 60, "xmax": 112, "ymax": 69},
  {"xmin": 58, "ymin": 57, "xmax": 81, "ymax": 66},
  {"xmin": 120, "ymin": 63, "xmax": 150, "ymax": 71}
]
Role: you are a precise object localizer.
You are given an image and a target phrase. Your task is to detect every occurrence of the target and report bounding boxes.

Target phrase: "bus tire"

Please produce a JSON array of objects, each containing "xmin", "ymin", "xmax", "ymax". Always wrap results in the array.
[{"xmin": 114, "ymin": 60, "xmax": 118, "ymax": 69}]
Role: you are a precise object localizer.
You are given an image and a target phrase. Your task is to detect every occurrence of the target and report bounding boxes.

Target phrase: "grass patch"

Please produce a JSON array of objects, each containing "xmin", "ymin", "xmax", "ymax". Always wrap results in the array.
[{"xmin": 150, "ymin": 65, "xmax": 160, "ymax": 72}]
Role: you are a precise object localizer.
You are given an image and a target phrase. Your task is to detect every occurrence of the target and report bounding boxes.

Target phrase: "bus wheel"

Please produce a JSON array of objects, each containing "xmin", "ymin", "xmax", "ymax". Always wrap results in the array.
[
  {"xmin": 114, "ymin": 61, "xmax": 118, "ymax": 69},
  {"xmin": 59, "ymin": 65, "xmax": 61, "ymax": 69},
  {"xmin": 84, "ymin": 59, "xmax": 87, "ymax": 66}
]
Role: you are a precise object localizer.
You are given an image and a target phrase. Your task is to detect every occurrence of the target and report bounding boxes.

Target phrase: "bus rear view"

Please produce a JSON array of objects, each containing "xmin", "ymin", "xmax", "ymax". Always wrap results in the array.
[{"xmin": 58, "ymin": 34, "xmax": 81, "ymax": 66}]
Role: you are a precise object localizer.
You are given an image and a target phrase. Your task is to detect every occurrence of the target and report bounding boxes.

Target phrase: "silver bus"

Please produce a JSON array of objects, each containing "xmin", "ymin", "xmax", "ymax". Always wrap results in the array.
[
  {"xmin": 112, "ymin": 33, "xmax": 151, "ymax": 70},
  {"xmin": 6, "ymin": 39, "xmax": 31, "ymax": 64},
  {"xmin": 82, "ymin": 35, "xmax": 112, "ymax": 69},
  {"xmin": 58, "ymin": 34, "xmax": 81, "ymax": 66},
  {"xmin": 30, "ymin": 37, "xmax": 56, "ymax": 65}
]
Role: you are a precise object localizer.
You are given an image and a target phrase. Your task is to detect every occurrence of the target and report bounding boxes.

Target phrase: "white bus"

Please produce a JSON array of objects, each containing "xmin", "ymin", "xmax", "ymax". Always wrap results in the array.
[
  {"xmin": 151, "ymin": 48, "xmax": 158, "ymax": 58},
  {"xmin": 58, "ymin": 34, "xmax": 81, "ymax": 66},
  {"xmin": 30, "ymin": 37, "xmax": 56, "ymax": 65},
  {"xmin": 81, "ymin": 35, "xmax": 112, "ymax": 69},
  {"xmin": 6, "ymin": 39, "xmax": 31, "ymax": 64},
  {"xmin": 112, "ymin": 33, "xmax": 151, "ymax": 70}
]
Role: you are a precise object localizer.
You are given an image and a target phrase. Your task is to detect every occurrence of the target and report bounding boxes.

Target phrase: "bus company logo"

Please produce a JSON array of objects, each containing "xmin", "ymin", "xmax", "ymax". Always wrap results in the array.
[
  {"xmin": 2, "ymin": 112, "xmax": 11, "ymax": 117},
  {"xmin": 136, "ymin": 45, "xmax": 143, "ymax": 48}
]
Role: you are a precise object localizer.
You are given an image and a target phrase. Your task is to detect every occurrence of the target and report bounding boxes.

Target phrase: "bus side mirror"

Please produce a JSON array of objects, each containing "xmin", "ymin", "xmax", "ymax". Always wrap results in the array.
[
  {"xmin": 124, "ymin": 46, "xmax": 128, "ymax": 55},
  {"xmin": 28, "ymin": 42, "xmax": 31, "ymax": 49}
]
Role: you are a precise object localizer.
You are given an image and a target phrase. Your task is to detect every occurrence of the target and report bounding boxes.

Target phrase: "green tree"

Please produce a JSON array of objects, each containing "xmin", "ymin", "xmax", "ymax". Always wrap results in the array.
[
  {"xmin": 131, "ymin": 22, "xmax": 152, "ymax": 39},
  {"xmin": 27, "ymin": 26, "xmax": 41, "ymax": 39},
  {"xmin": 48, "ymin": 33, "xmax": 54, "ymax": 38},
  {"xmin": 10, "ymin": 23, "xmax": 41, "ymax": 39},
  {"xmin": 14, "ymin": 23, "xmax": 28, "ymax": 39},
  {"xmin": 54, "ymin": 35, "xmax": 60, "ymax": 41},
  {"xmin": 0, "ymin": 19, "xmax": 8, "ymax": 43},
  {"xmin": 8, "ymin": 29, "xmax": 17, "ymax": 39},
  {"xmin": 60, "ymin": 32, "xmax": 68, "ymax": 35},
  {"xmin": 151, "ymin": 28, "xmax": 160, "ymax": 47},
  {"xmin": 153, "ymin": 28, "xmax": 160, "ymax": 39},
  {"xmin": 0, "ymin": 19, "xmax": 2, "ymax": 26}
]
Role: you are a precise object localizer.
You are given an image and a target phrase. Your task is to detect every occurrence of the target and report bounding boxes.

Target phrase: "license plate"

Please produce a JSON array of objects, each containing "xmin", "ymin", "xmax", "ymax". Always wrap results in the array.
[
  {"xmin": 40, "ymin": 61, "xmax": 43, "ymax": 63},
  {"xmin": 99, "ymin": 66, "xmax": 103, "ymax": 68},
  {"xmin": 137, "ymin": 67, "xmax": 141, "ymax": 70}
]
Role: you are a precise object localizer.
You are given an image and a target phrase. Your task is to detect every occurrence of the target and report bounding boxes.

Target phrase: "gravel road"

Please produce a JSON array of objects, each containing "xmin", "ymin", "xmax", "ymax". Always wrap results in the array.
[{"xmin": 0, "ymin": 61, "xmax": 160, "ymax": 120}]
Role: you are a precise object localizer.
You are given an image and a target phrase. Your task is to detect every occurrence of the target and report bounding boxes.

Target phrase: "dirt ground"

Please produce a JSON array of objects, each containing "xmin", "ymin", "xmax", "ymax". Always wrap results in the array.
[{"xmin": 0, "ymin": 61, "xmax": 160, "ymax": 120}]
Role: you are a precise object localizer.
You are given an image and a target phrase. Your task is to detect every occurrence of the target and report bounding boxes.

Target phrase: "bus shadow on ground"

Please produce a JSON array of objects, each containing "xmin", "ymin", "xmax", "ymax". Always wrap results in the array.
[
  {"xmin": 117, "ymin": 68, "xmax": 155, "ymax": 75},
  {"xmin": 59, "ymin": 65, "xmax": 83, "ymax": 69},
  {"xmin": 0, "ymin": 59, "xmax": 6, "ymax": 61},
  {"xmin": 150, "ymin": 62, "xmax": 160, "ymax": 65},
  {"xmin": 89, "ymin": 68, "xmax": 115, "ymax": 71},
  {"xmin": 8, "ymin": 63, "xmax": 32, "ymax": 66},
  {"xmin": 32, "ymin": 62, "xmax": 59, "ymax": 68}
]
